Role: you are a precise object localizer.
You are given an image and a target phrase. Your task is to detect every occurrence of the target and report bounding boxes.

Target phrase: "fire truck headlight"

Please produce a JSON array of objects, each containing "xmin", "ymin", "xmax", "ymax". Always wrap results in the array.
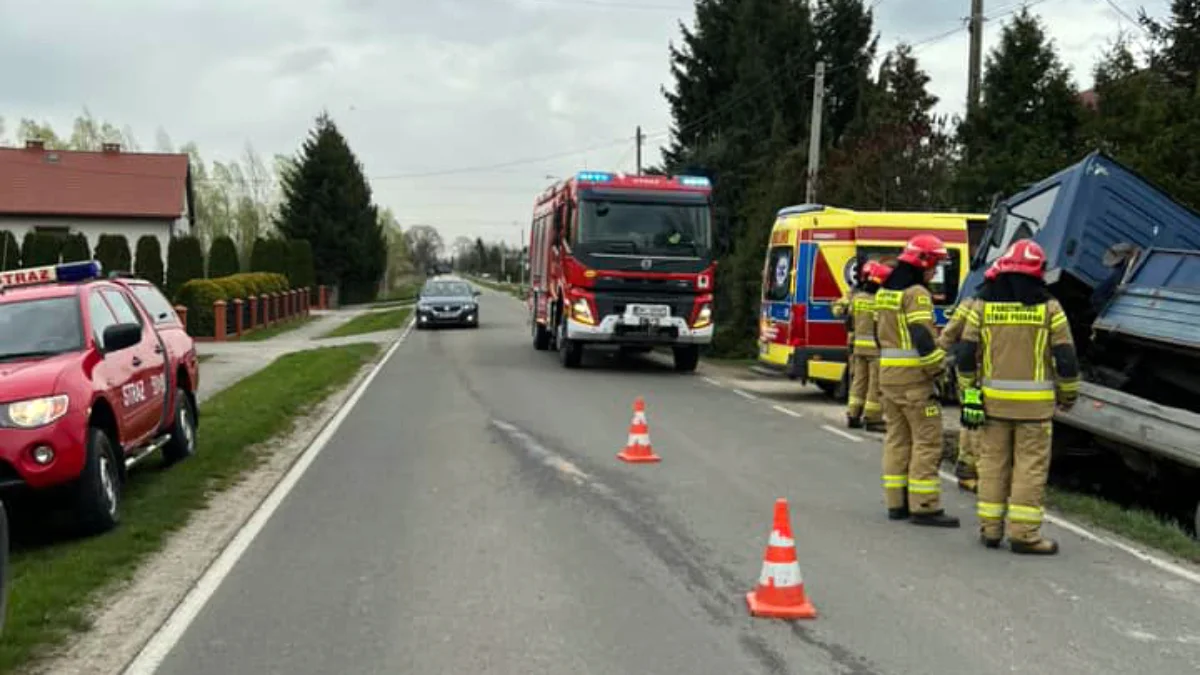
[
  {"xmin": 571, "ymin": 298, "xmax": 595, "ymax": 325},
  {"xmin": 6, "ymin": 395, "xmax": 70, "ymax": 428},
  {"xmin": 693, "ymin": 303, "xmax": 713, "ymax": 329}
]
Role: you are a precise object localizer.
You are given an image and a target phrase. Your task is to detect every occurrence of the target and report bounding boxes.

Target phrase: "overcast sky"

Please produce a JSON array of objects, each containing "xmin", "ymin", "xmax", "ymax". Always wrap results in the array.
[{"xmin": 0, "ymin": 0, "xmax": 1171, "ymax": 247}]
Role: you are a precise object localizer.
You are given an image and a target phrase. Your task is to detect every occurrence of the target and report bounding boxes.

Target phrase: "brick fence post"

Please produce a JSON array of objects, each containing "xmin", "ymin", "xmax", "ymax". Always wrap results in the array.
[
  {"xmin": 319, "ymin": 285, "xmax": 328, "ymax": 310},
  {"xmin": 262, "ymin": 293, "xmax": 272, "ymax": 325},
  {"xmin": 213, "ymin": 300, "xmax": 227, "ymax": 342},
  {"xmin": 288, "ymin": 290, "xmax": 296, "ymax": 318},
  {"xmin": 249, "ymin": 296, "xmax": 258, "ymax": 330},
  {"xmin": 233, "ymin": 298, "xmax": 245, "ymax": 338},
  {"xmin": 275, "ymin": 292, "xmax": 284, "ymax": 321},
  {"xmin": 174, "ymin": 305, "xmax": 188, "ymax": 332}
]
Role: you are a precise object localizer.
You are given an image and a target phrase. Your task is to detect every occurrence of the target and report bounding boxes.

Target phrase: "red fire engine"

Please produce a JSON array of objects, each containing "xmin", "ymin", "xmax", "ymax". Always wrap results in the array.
[{"xmin": 527, "ymin": 171, "xmax": 715, "ymax": 371}]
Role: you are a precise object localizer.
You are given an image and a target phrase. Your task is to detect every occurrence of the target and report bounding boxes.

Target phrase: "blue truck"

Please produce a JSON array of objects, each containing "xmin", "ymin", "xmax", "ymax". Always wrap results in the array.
[{"xmin": 961, "ymin": 151, "xmax": 1200, "ymax": 535}]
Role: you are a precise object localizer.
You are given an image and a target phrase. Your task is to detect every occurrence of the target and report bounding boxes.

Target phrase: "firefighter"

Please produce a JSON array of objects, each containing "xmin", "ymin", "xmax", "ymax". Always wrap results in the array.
[
  {"xmin": 832, "ymin": 279, "xmax": 857, "ymax": 401},
  {"xmin": 956, "ymin": 240, "xmax": 1080, "ymax": 554},
  {"xmin": 845, "ymin": 260, "xmax": 892, "ymax": 431},
  {"xmin": 875, "ymin": 234, "xmax": 959, "ymax": 527},
  {"xmin": 936, "ymin": 261, "xmax": 1000, "ymax": 493}
]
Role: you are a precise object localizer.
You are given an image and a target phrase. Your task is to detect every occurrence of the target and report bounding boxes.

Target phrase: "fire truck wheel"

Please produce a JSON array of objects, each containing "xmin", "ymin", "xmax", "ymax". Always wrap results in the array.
[
  {"xmin": 672, "ymin": 345, "xmax": 700, "ymax": 372},
  {"xmin": 532, "ymin": 315, "xmax": 552, "ymax": 351},
  {"xmin": 558, "ymin": 318, "xmax": 583, "ymax": 368},
  {"xmin": 75, "ymin": 427, "xmax": 121, "ymax": 535}
]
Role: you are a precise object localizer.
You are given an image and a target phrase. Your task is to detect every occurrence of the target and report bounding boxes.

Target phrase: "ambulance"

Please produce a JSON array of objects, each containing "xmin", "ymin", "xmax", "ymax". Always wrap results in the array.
[{"xmin": 757, "ymin": 204, "xmax": 987, "ymax": 397}]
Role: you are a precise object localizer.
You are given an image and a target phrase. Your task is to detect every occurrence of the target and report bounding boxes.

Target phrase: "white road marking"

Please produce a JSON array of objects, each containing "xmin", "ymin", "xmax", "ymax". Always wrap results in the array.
[
  {"xmin": 821, "ymin": 424, "xmax": 863, "ymax": 442},
  {"xmin": 772, "ymin": 404, "xmax": 804, "ymax": 418},
  {"xmin": 702, "ymin": 376, "xmax": 722, "ymax": 387},
  {"xmin": 123, "ymin": 319, "xmax": 415, "ymax": 674},
  {"xmin": 732, "ymin": 389, "xmax": 759, "ymax": 401}
]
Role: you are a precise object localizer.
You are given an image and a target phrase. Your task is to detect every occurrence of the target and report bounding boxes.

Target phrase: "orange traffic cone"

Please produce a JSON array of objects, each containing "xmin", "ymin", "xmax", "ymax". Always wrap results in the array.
[
  {"xmin": 745, "ymin": 498, "xmax": 817, "ymax": 619},
  {"xmin": 617, "ymin": 397, "xmax": 661, "ymax": 463}
]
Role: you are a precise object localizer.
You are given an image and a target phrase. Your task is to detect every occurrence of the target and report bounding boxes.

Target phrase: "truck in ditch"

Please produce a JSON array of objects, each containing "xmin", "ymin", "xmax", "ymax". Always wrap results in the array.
[{"xmin": 960, "ymin": 150, "xmax": 1200, "ymax": 534}]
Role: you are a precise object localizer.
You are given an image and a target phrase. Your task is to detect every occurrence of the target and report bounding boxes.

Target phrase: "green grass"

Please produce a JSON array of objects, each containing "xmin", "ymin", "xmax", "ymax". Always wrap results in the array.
[
  {"xmin": 239, "ymin": 316, "xmax": 317, "ymax": 342},
  {"xmin": 1045, "ymin": 488, "xmax": 1200, "ymax": 563},
  {"xmin": 0, "ymin": 343, "xmax": 381, "ymax": 672},
  {"xmin": 368, "ymin": 299, "xmax": 415, "ymax": 310},
  {"xmin": 320, "ymin": 308, "xmax": 412, "ymax": 339},
  {"xmin": 469, "ymin": 276, "xmax": 527, "ymax": 300}
]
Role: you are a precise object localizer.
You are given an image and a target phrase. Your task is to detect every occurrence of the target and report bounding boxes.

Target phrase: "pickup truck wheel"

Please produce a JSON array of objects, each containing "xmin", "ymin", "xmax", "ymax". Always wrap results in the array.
[
  {"xmin": 75, "ymin": 427, "xmax": 120, "ymax": 535},
  {"xmin": 0, "ymin": 498, "xmax": 8, "ymax": 633},
  {"xmin": 672, "ymin": 345, "xmax": 700, "ymax": 372},
  {"xmin": 162, "ymin": 388, "xmax": 197, "ymax": 466}
]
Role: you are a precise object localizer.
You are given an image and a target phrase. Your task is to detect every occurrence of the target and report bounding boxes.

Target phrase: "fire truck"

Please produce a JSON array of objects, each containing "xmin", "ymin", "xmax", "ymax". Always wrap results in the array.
[{"xmin": 528, "ymin": 171, "xmax": 716, "ymax": 371}]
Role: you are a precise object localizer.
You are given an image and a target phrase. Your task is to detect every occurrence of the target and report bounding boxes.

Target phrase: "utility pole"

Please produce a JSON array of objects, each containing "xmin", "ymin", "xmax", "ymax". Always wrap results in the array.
[
  {"xmin": 805, "ymin": 61, "xmax": 826, "ymax": 204},
  {"xmin": 967, "ymin": 0, "xmax": 984, "ymax": 119},
  {"xmin": 635, "ymin": 125, "xmax": 644, "ymax": 175}
]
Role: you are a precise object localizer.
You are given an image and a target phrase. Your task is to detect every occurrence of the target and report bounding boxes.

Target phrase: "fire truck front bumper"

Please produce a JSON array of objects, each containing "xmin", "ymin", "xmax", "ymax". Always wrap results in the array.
[{"xmin": 566, "ymin": 315, "xmax": 714, "ymax": 345}]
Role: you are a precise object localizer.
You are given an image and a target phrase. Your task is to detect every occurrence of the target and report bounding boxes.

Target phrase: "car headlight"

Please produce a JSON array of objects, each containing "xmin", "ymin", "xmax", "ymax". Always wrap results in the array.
[
  {"xmin": 571, "ymin": 297, "xmax": 595, "ymax": 324},
  {"xmin": 693, "ymin": 303, "xmax": 713, "ymax": 328},
  {"xmin": 463, "ymin": 302, "xmax": 476, "ymax": 310},
  {"xmin": 6, "ymin": 395, "xmax": 70, "ymax": 428}
]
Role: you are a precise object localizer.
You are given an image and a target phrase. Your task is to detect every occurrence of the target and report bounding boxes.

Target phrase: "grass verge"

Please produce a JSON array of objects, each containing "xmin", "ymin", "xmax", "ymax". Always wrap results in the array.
[
  {"xmin": 321, "ymin": 308, "xmax": 412, "ymax": 339},
  {"xmin": 468, "ymin": 277, "xmax": 527, "ymax": 300},
  {"xmin": 239, "ymin": 316, "xmax": 318, "ymax": 342},
  {"xmin": 0, "ymin": 342, "xmax": 381, "ymax": 672},
  {"xmin": 1044, "ymin": 488, "xmax": 1200, "ymax": 563}
]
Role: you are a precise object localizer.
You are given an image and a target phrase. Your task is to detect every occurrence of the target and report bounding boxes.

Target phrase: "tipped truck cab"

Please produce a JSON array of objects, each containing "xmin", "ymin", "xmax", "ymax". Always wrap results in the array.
[
  {"xmin": 0, "ymin": 262, "xmax": 200, "ymax": 534},
  {"xmin": 757, "ymin": 205, "xmax": 985, "ymax": 397},
  {"xmin": 528, "ymin": 171, "xmax": 716, "ymax": 371}
]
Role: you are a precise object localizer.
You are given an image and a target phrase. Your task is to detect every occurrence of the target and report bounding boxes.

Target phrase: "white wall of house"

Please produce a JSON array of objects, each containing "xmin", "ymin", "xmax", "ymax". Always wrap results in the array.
[{"xmin": 0, "ymin": 215, "xmax": 190, "ymax": 270}]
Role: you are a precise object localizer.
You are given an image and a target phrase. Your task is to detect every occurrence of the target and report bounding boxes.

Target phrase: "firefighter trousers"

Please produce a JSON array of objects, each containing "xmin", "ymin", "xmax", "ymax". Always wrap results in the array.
[
  {"xmin": 957, "ymin": 427, "xmax": 979, "ymax": 476},
  {"xmin": 846, "ymin": 355, "xmax": 882, "ymax": 423},
  {"xmin": 976, "ymin": 418, "xmax": 1053, "ymax": 543},
  {"xmin": 880, "ymin": 383, "xmax": 943, "ymax": 514}
]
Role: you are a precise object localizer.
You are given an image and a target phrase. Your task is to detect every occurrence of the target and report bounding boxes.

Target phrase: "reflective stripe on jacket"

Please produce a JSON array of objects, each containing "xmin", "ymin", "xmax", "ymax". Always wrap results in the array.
[
  {"xmin": 875, "ymin": 285, "xmax": 945, "ymax": 388},
  {"xmin": 957, "ymin": 299, "xmax": 1080, "ymax": 420},
  {"xmin": 851, "ymin": 290, "xmax": 880, "ymax": 355}
]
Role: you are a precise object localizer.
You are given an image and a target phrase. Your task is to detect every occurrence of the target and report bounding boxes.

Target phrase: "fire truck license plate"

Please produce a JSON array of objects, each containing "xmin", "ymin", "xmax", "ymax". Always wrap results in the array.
[{"xmin": 626, "ymin": 304, "xmax": 670, "ymax": 320}]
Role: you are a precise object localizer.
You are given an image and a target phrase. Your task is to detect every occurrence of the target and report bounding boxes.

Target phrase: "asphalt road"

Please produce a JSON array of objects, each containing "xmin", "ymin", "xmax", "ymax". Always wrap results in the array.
[{"xmin": 151, "ymin": 289, "xmax": 1200, "ymax": 675}]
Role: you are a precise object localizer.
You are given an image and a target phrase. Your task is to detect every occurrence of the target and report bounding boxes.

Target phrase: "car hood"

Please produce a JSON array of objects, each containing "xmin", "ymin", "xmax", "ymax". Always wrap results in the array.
[
  {"xmin": 418, "ymin": 295, "xmax": 475, "ymax": 304},
  {"xmin": 0, "ymin": 352, "xmax": 76, "ymax": 402}
]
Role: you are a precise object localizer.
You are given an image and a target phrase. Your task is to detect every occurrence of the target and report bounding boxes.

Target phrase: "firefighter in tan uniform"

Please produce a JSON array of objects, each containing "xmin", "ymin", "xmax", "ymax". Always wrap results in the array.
[
  {"xmin": 936, "ymin": 261, "xmax": 1000, "ymax": 493},
  {"xmin": 956, "ymin": 240, "xmax": 1080, "ymax": 554},
  {"xmin": 875, "ymin": 234, "xmax": 959, "ymax": 527},
  {"xmin": 844, "ymin": 260, "xmax": 892, "ymax": 431}
]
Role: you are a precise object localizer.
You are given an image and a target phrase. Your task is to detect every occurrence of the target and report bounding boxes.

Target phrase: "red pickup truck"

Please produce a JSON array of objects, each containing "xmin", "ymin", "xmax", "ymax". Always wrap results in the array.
[{"xmin": 0, "ymin": 261, "xmax": 200, "ymax": 534}]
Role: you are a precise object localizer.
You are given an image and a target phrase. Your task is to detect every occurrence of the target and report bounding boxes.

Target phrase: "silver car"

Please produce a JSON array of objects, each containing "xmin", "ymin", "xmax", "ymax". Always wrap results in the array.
[{"xmin": 416, "ymin": 279, "xmax": 481, "ymax": 329}]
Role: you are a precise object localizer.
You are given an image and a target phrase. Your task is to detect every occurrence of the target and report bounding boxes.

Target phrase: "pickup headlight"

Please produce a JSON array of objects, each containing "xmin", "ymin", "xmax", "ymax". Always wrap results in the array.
[{"xmin": 6, "ymin": 395, "xmax": 70, "ymax": 428}]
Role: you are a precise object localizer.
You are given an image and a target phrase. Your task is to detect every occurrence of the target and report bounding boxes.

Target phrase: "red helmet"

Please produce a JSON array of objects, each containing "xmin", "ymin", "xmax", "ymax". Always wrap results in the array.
[
  {"xmin": 994, "ymin": 239, "xmax": 1047, "ymax": 278},
  {"xmin": 984, "ymin": 263, "xmax": 1000, "ymax": 281},
  {"xmin": 864, "ymin": 260, "xmax": 892, "ymax": 285},
  {"xmin": 897, "ymin": 234, "xmax": 948, "ymax": 270}
]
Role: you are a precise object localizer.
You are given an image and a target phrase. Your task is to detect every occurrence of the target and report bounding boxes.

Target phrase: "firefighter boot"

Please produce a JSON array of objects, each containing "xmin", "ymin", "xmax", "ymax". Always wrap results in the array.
[
  {"xmin": 847, "ymin": 415, "xmax": 863, "ymax": 429},
  {"xmin": 979, "ymin": 526, "xmax": 1002, "ymax": 549},
  {"xmin": 887, "ymin": 488, "xmax": 909, "ymax": 520},
  {"xmin": 864, "ymin": 419, "xmax": 887, "ymax": 433},
  {"xmin": 910, "ymin": 510, "xmax": 961, "ymax": 528},
  {"xmin": 1010, "ymin": 538, "xmax": 1059, "ymax": 556},
  {"xmin": 956, "ymin": 462, "xmax": 978, "ymax": 493}
]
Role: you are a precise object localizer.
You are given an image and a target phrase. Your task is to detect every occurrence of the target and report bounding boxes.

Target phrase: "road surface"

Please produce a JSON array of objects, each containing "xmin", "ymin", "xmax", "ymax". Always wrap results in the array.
[{"xmin": 149, "ymin": 289, "xmax": 1200, "ymax": 675}]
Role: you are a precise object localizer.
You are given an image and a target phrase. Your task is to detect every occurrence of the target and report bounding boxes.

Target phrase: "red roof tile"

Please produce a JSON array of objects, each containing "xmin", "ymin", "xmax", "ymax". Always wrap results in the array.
[{"xmin": 0, "ymin": 144, "xmax": 190, "ymax": 219}]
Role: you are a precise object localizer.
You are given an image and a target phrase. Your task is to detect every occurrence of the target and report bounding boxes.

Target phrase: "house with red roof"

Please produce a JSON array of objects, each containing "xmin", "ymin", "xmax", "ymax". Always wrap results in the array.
[{"xmin": 0, "ymin": 140, "xmax": 194, "ymax": 269}]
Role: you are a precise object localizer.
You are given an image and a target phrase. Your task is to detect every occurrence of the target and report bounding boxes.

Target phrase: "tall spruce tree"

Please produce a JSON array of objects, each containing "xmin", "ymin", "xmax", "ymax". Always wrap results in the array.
[
  {"xmin": 276, "ymin": 113, "xmax": 386, "ymax": 304},
  {"xmin": 814, "ymin": 0, "xmax": 878, "ymax": 147},
  {"xmin": 955, "ymin": 8, "xmax": 1083, "ymax": 209}
]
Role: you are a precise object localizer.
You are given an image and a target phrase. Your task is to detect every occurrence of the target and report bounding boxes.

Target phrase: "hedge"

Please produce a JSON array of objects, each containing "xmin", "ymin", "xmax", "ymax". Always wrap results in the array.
[
  {"xmin": 250, "ymin": 237, "xmax": 288, "ymax": 276},
  {"xmin": 175, "ymin": 272, "xmax": 290, "ymax": 336},
  {"xmin": 166, "ymin": 236, "xmax": 204, "ymax": 299},
  {"xmin": 95, "ymin": 234, "xmax": 132, "ymax": 275},
  {"xmin": 0, "ymin": 231, "xmax": 18, "ymax": 270},
  {"xmin": 208, "ymin": 236, "xmax": 240, "ymax": 279},
  {"xmin": 286, "ymin": 239, "xmax": 316, "ymax": 290},
  {"xmin": 21, "ymin": 231, "xmax": 61, "ymax": 266},
  {"xmin": 135, "ymin": 236, "xmax": 165, "ymax": 288},
  {"xmin": 61, "ymin": 233, "xmax": 91, "ymax": 263}
]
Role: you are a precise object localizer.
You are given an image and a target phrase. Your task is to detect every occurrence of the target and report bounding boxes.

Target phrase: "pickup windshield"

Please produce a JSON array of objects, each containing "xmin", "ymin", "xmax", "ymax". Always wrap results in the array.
[
  {"xmin": 0, "ymin": 297, "xmax": 84, "ymax": 360},
  {"xmin": 577, "ymin": 198, "xmax": 711, "ymax": 257}
]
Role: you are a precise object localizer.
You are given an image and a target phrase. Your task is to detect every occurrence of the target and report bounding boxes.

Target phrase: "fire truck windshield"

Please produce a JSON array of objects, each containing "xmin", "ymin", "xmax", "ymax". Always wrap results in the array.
[
  {"xmin": 0, "ymin": 297, "xmax": 84, "ymax": 361},
  {"xmin": 577, "ymin": 198, "xmax": 711, "ymax": 257}
]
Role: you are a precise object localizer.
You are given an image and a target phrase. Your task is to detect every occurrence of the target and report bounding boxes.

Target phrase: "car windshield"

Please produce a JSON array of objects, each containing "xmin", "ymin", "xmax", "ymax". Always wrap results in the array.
[
  {"xmin": 577, "ymin": 199, "xmax": 711, "ymax": 256},
  {"xmin": 0, "ymin": 296, "xmax": 85, "ymax": 360},
  {"xmin": 422, "ymin": 282, "xmax": 472, "ymax": 297}
]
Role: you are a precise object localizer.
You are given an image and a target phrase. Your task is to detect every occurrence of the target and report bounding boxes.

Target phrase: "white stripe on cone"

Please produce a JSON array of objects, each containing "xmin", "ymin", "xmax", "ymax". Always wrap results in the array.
[
  {"xmin": 626, "ymin": 433, "xmax": 651, "ymax": 445},
  {"xmin": 768, "ymin": 530, "xmax": 795, "ymax": 547},
  {"xmin": 757, "ymin": 560, "xmax": 804, "ymax": 587}
]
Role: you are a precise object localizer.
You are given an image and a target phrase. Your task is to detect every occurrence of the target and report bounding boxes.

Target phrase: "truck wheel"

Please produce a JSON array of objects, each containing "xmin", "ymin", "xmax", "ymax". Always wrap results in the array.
[
  {"xmin": 673, "ymin": 345, "xmax": 700, "ymax": 372},
  {"xmin": 558, "ymin": 317, "xmax": 583, "ymax": 368},
  {"xmin": 162, "ymin": 388, "xmax": 197, "ymax": 466},
  {"xmin": 532, "ymin": 312, "xmax": 551, "ymax": 351},
  {"xmin": 75, "ymin": 427, "xmax": 121, "ymax": 535}
]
